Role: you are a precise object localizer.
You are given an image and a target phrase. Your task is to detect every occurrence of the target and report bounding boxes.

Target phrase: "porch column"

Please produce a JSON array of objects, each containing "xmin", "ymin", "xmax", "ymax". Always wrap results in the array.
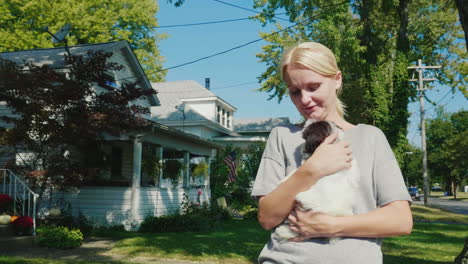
[
  {"xmin": 156, "ymin": 146, "xmax": 163, "ymax": 188},
  {"xmin": 183, "ymin": 151, "xmax": 190, "ymax": 187},
  {"xmin": 131, "ymin": 136, "xmax": 142, "ymax": 227},
  {"xmin": 208, "ymin": 149, "xmax": 217, "ymax": 187}
]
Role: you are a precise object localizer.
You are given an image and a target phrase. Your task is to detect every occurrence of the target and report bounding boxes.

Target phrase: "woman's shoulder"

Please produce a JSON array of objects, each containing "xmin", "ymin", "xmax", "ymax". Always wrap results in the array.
[
  {"xmin": 271, "ymin": 122, "xmax": 303, "ymax": 136},
  {"xmin": 353, "ymin": 124, "xmax": 385, "ymax": 135},
  {"xmin": 351, "ymin": 124, "xmax": 389, "ymax": 143}
]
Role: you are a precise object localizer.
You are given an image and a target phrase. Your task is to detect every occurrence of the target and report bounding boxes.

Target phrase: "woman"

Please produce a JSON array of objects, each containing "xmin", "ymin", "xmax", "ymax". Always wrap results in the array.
[{"xmin": 251, "ymin": 42, "xmax": 412, "ymax": 263}]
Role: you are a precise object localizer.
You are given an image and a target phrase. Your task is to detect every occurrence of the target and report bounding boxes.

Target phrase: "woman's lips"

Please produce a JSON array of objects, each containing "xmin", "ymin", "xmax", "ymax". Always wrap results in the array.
[{"xmin": 303, "ymin": 105, "xmax": 317, "ymax": 113}]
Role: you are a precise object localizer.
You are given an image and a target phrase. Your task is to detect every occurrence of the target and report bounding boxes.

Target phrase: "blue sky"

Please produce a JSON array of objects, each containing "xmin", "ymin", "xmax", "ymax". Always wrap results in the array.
[{"xmin": 156, "ymin": 0, "xmax": 467, "ymax": 147}]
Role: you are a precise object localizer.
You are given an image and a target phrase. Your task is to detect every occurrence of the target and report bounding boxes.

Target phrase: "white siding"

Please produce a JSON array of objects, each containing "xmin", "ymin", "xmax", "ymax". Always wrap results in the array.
[
  {"xmin": 50, "ymin": 187, "xmax": 210, "ymax": 226},
  {"xmin": 185, "ymin": 102, "xmax": 216, "ymax": 122}
]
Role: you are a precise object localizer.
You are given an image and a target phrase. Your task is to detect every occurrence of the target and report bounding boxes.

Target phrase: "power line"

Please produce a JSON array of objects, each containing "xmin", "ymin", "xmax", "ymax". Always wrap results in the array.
[
  {"xmin": 116, "ymin": 0, "xmax": 351, "ymax": 82},
  {"xmin": 154, "ymin": 17, "xmax": 253, "ymax": 28},
  {"xmin": 212, "ymin": 0, "xmax": 290, "ymax": 22},
  {"xmin": 425, "ymin": 88, "xmax": 454, "ymax": 111}
]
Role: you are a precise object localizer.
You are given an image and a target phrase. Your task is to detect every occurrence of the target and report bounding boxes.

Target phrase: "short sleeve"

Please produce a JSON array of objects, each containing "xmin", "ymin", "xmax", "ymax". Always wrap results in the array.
[
  {"xmin": 372, "ymin": 128, "xmax": 412, "ymax": 206},
  {"xmin": 251, "ymin": 127, "xmax": 286, "ymax": 198}
]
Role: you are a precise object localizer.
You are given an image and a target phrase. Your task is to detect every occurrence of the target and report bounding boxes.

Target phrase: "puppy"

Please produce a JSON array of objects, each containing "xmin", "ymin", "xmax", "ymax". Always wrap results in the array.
[{"xmin": 273, "ymin": 119, "xmax": 360, "ymax": 242}]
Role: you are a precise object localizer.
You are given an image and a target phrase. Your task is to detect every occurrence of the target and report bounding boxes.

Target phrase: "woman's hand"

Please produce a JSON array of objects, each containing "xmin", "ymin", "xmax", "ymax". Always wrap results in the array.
[
  {"xmin": 300, "ymin": 133, "xmax": 353, "ymax": 178},
  {"xmin": 287, "ymin": 208, "xmax": 338, "ymax": 242}
]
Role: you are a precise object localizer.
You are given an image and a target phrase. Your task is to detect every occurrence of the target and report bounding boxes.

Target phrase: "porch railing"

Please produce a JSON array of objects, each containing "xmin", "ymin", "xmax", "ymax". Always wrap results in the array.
[{"xmin": 0, "ymin": 169, "xmax": 38, "ymax": 234}]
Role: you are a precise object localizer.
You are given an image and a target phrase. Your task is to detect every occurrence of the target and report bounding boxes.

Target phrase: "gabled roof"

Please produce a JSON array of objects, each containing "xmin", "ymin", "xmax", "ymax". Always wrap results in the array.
[
  {"xmin": 152, "ymin": 80, "xmax": 236, "ymax": 121},
  {"xmin": 0, "ymin": 41, "xmax": 159, "ymax": 106},
  {"xmin": 234, "ymin": 117, "xmax": 291, "ymax": 133},
  {"xmin": 0, "ymin": 41, "xmax": 121, "ymax": 67}
]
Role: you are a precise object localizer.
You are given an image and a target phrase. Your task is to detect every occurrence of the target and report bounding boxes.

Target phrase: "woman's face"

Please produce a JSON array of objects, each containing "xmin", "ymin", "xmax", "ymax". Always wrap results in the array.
[{"xmin": 284, "ymin": 65, "xmax": 342, "ymax": 121}]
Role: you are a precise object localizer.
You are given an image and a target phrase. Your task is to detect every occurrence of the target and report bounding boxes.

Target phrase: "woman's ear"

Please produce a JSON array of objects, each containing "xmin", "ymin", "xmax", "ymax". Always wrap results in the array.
[{"xmin": 335, "ymin": 71, "xmax": 342, "ymax": 91}]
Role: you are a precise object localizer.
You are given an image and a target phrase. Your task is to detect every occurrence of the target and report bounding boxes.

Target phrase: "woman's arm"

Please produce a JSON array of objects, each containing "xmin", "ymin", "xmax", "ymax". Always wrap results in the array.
[
  {"xmin": 258, "ymin": 133, "xmax": 353, "ymax": 230},
  {"xmin": 288, "ymin": 200, "xmax": 412, "ymax": 241}
]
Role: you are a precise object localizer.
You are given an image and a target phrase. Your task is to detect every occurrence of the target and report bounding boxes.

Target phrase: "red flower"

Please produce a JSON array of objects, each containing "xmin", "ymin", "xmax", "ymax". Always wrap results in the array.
[
  {"xmin": 12, "ymin": 216, "xmax": 34, "ymax": 228},
  {"xmin": 197, "ymin": 190, "xmax": 202, "ymax": 195},
  {"xmin": 0, "ymin": 194, "xmax": 13, "ymax": 209}
]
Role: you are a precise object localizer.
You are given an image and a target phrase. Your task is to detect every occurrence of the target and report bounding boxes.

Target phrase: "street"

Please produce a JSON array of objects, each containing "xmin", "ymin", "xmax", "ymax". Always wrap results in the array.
[{"xmin": 413, "ymin": 197, "xmax": 468, "ymax": 215}]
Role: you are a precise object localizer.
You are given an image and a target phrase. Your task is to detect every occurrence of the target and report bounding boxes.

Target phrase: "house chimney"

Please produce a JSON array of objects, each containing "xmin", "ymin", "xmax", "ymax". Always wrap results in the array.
[{"xmin": 205, "ymin": 78, "xmax": 210, "ymax": 90}]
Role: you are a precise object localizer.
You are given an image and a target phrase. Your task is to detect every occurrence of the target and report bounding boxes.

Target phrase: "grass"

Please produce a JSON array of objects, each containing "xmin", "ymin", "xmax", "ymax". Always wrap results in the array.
[
  {"xmin": 0, "ymin": 207, "xmax": 467, "ymax": 264},
  {"xmin": 411, "ymin": 204, "xmax": 468, "ymax": 223},
  {"xmin": 431, "ymin": 191, "xmax": 468, "ymax": 202}
]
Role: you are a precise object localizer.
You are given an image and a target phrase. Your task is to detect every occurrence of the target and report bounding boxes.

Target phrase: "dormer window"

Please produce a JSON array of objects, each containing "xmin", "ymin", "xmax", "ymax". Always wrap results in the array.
[{"xmin": 216, "ymin": 104, "xmax": 233, "ymax": 129}]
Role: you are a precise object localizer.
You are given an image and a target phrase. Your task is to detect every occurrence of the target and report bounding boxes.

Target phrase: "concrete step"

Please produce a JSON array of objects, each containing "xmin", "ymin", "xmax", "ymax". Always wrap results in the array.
[
  {"xmin": 0, "ymin": 235, "xmax": 37, "ymax": 252},
  {"xmin": 0, "ymin": 224, "xmax": 37, "ymax": 252},
  {"xmin": 0, "ymin": 224, "xmax": 14, "ymax": 237}
]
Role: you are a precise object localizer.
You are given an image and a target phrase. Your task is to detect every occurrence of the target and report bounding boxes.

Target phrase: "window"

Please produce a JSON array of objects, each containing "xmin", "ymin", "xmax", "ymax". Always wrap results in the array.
[
  {"xmin": 111, "ymin": 146, "xmax": 123, "ymax": 178},
  {"xmin": 222, "ymin": 109, "xmax": 225, "ymax": 126},
  {"xmin": 100, "ymin": 73, "xmax": 119, "ymax": 90}
]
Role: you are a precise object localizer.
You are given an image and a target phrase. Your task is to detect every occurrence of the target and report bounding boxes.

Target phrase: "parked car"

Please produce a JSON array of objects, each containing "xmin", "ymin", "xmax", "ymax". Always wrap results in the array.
[
  {"xmin": 408, "ymin": 187, "xmax": 421, "ymax": 201},
  {"xmin": 431, "ymin": 186, "xmax": 443, "ymax": 192}
]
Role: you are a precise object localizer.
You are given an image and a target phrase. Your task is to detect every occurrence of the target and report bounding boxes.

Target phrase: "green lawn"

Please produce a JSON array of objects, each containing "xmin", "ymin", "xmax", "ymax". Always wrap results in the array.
[{"xmin": 0, "ymin": 206, "xmax": 467, "ymax": 264}]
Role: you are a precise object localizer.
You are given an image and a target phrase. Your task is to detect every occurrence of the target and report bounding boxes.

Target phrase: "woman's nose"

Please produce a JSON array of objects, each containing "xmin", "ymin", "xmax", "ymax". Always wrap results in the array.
[{"xmin": 300, "ymin": 90, "xmax": 311, "ymax": 104}]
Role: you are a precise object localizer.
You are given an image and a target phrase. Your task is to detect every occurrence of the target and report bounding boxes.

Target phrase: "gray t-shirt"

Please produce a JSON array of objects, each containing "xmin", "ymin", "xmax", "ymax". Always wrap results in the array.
[{"xmin": 251, "ymin": 123, "xmax": 411, "ymax": 264}]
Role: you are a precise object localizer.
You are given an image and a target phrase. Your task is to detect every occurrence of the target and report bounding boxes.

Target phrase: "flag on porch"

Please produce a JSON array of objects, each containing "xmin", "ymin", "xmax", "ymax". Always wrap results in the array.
[{"xmin": 223, "ymin": 151, "xmax": 237, "ymax": 183}]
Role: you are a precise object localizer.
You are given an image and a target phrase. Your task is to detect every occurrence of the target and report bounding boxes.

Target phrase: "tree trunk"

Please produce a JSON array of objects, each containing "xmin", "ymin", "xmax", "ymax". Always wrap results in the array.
[{"xmin": 455, "ymin": 0, "xmax": 468, "ymax": 51}]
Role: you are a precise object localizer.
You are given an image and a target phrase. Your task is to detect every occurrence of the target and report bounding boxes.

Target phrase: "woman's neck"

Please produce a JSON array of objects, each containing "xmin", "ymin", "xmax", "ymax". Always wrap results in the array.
[{"xmin": 325, "ymin": 115, "xmax": 355, "ymax": 131}]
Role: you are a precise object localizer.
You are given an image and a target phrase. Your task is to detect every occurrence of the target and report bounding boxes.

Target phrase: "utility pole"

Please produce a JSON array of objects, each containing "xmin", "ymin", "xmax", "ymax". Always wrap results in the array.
[{"xmin": 408, "ymin": 59, "xmax": 441, "ymax": 206}]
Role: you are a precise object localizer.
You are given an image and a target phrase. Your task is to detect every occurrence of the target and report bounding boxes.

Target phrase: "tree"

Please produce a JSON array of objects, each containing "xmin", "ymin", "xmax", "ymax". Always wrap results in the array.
[
  {"xmin": 426, "ymin": 108, "xmax": 467, "ymax": 198},
  {"xmin": 253, "ymin": 0, "xmax": 466, "ymax": 158},
  {"xmin": 0, "ymin": 51, "xmax": 156, "ymax": 205},
  {"xmin": 401, "ymin": 146, "xmax": 423, "ymax": 187},
  {"xmin": 0, "ymin": 0, "xmax": 166, "ymax": 81},
  {"xmin": 209, "ymin": 142, "xmax": 266, "ymax": 210}
]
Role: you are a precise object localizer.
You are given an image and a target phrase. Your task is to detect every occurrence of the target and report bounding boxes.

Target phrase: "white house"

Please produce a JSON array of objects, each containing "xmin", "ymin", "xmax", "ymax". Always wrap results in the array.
[
  {"xmin": 151, "ymin": 80, "xmax": 291, "ymax": 148},
  {"xmin": 0, "ymin": 41, "xmax": 221, "ymax": 229}
]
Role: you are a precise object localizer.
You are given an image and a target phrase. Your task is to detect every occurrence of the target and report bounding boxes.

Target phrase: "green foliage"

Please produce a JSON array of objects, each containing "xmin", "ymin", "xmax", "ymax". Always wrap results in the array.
[
  {"xmin": 139, "ymin": 193, "xmax": 231, "ymax": 233},
  {"xmin": 400, "ymin": 146, "xmax": 423, "ymax": 187},
  {"xmin": 253, "ymin": 0, "xmax": 466, "ymax": 150},
  {"xmin": 242, "ymin": 208, "xmax": 259, "ymax": 220},
  {"xmin": 426, "ymin": 109, "xmax": 467, "ymax": 194},
  {"xmin": 141, "ymin": 148, "xmax": 161, "ymax": 182},
  {"xmin": 0, "ymin": 0, "xmax": 166, "ymax": 81},
  {"xmin": 209, "ymin": 142, "xmax": 265, "ymax": 210},
  {"xmin": 37, "ymin": 225, "xmax": 83, "ymax": 249},
  {"xmin": 163, "ymin": 159, "xmax": 184, "ymax": 185},
  {"xmin": 191, "ymin": 162, "xmax": 209, "ymax": 179}
]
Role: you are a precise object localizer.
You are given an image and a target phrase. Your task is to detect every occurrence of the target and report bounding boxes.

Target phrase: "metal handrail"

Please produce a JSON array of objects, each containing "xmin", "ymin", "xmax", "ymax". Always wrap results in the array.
[{"xmin": 0, "ymin": 169, "xmax": 39, "ymax": 234}]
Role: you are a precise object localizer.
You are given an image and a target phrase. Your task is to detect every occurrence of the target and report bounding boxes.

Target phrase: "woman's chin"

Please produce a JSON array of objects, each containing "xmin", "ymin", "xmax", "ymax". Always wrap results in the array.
[{"xmin": 303, "ymin": 113, "xmax": 323, "ymax": 120}]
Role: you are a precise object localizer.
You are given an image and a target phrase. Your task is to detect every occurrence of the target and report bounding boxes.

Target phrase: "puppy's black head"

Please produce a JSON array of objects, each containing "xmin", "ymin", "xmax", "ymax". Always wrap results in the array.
[{"xmin": 302, "ymin": 121, "xmax": 333, "ymax": 156}]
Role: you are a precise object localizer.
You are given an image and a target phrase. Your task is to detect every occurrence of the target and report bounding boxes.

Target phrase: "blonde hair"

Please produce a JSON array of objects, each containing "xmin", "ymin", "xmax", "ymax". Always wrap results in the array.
[{"xmin": 280, "ymin": 42, "xmax": 346, "ymax": 117}]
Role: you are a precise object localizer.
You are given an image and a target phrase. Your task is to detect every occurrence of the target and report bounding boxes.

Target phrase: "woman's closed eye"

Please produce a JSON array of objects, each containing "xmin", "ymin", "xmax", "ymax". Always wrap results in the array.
[{"xmin": 307, "ymin": 83, "xmax": 320, "ymax": 91}]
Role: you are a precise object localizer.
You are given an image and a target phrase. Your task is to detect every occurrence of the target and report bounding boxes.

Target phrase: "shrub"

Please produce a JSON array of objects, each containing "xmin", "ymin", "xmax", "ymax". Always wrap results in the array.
[
  {"xmin": 37, "ymin": 226, "xmax": 83, "ymax": 249},
  {"xmin": 139, "ymin": 193, "xmax": 231, "ymax": 233},
  {"xmin": 243, "ymin": 208, "xmax": 258, "ymax": 220}
]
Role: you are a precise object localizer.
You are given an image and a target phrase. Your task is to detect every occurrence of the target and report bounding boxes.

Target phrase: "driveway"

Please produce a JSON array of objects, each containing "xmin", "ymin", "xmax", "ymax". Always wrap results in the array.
[{"xmin": 413, "ymin": 197, "xmax": 468, "ymax": 215}]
